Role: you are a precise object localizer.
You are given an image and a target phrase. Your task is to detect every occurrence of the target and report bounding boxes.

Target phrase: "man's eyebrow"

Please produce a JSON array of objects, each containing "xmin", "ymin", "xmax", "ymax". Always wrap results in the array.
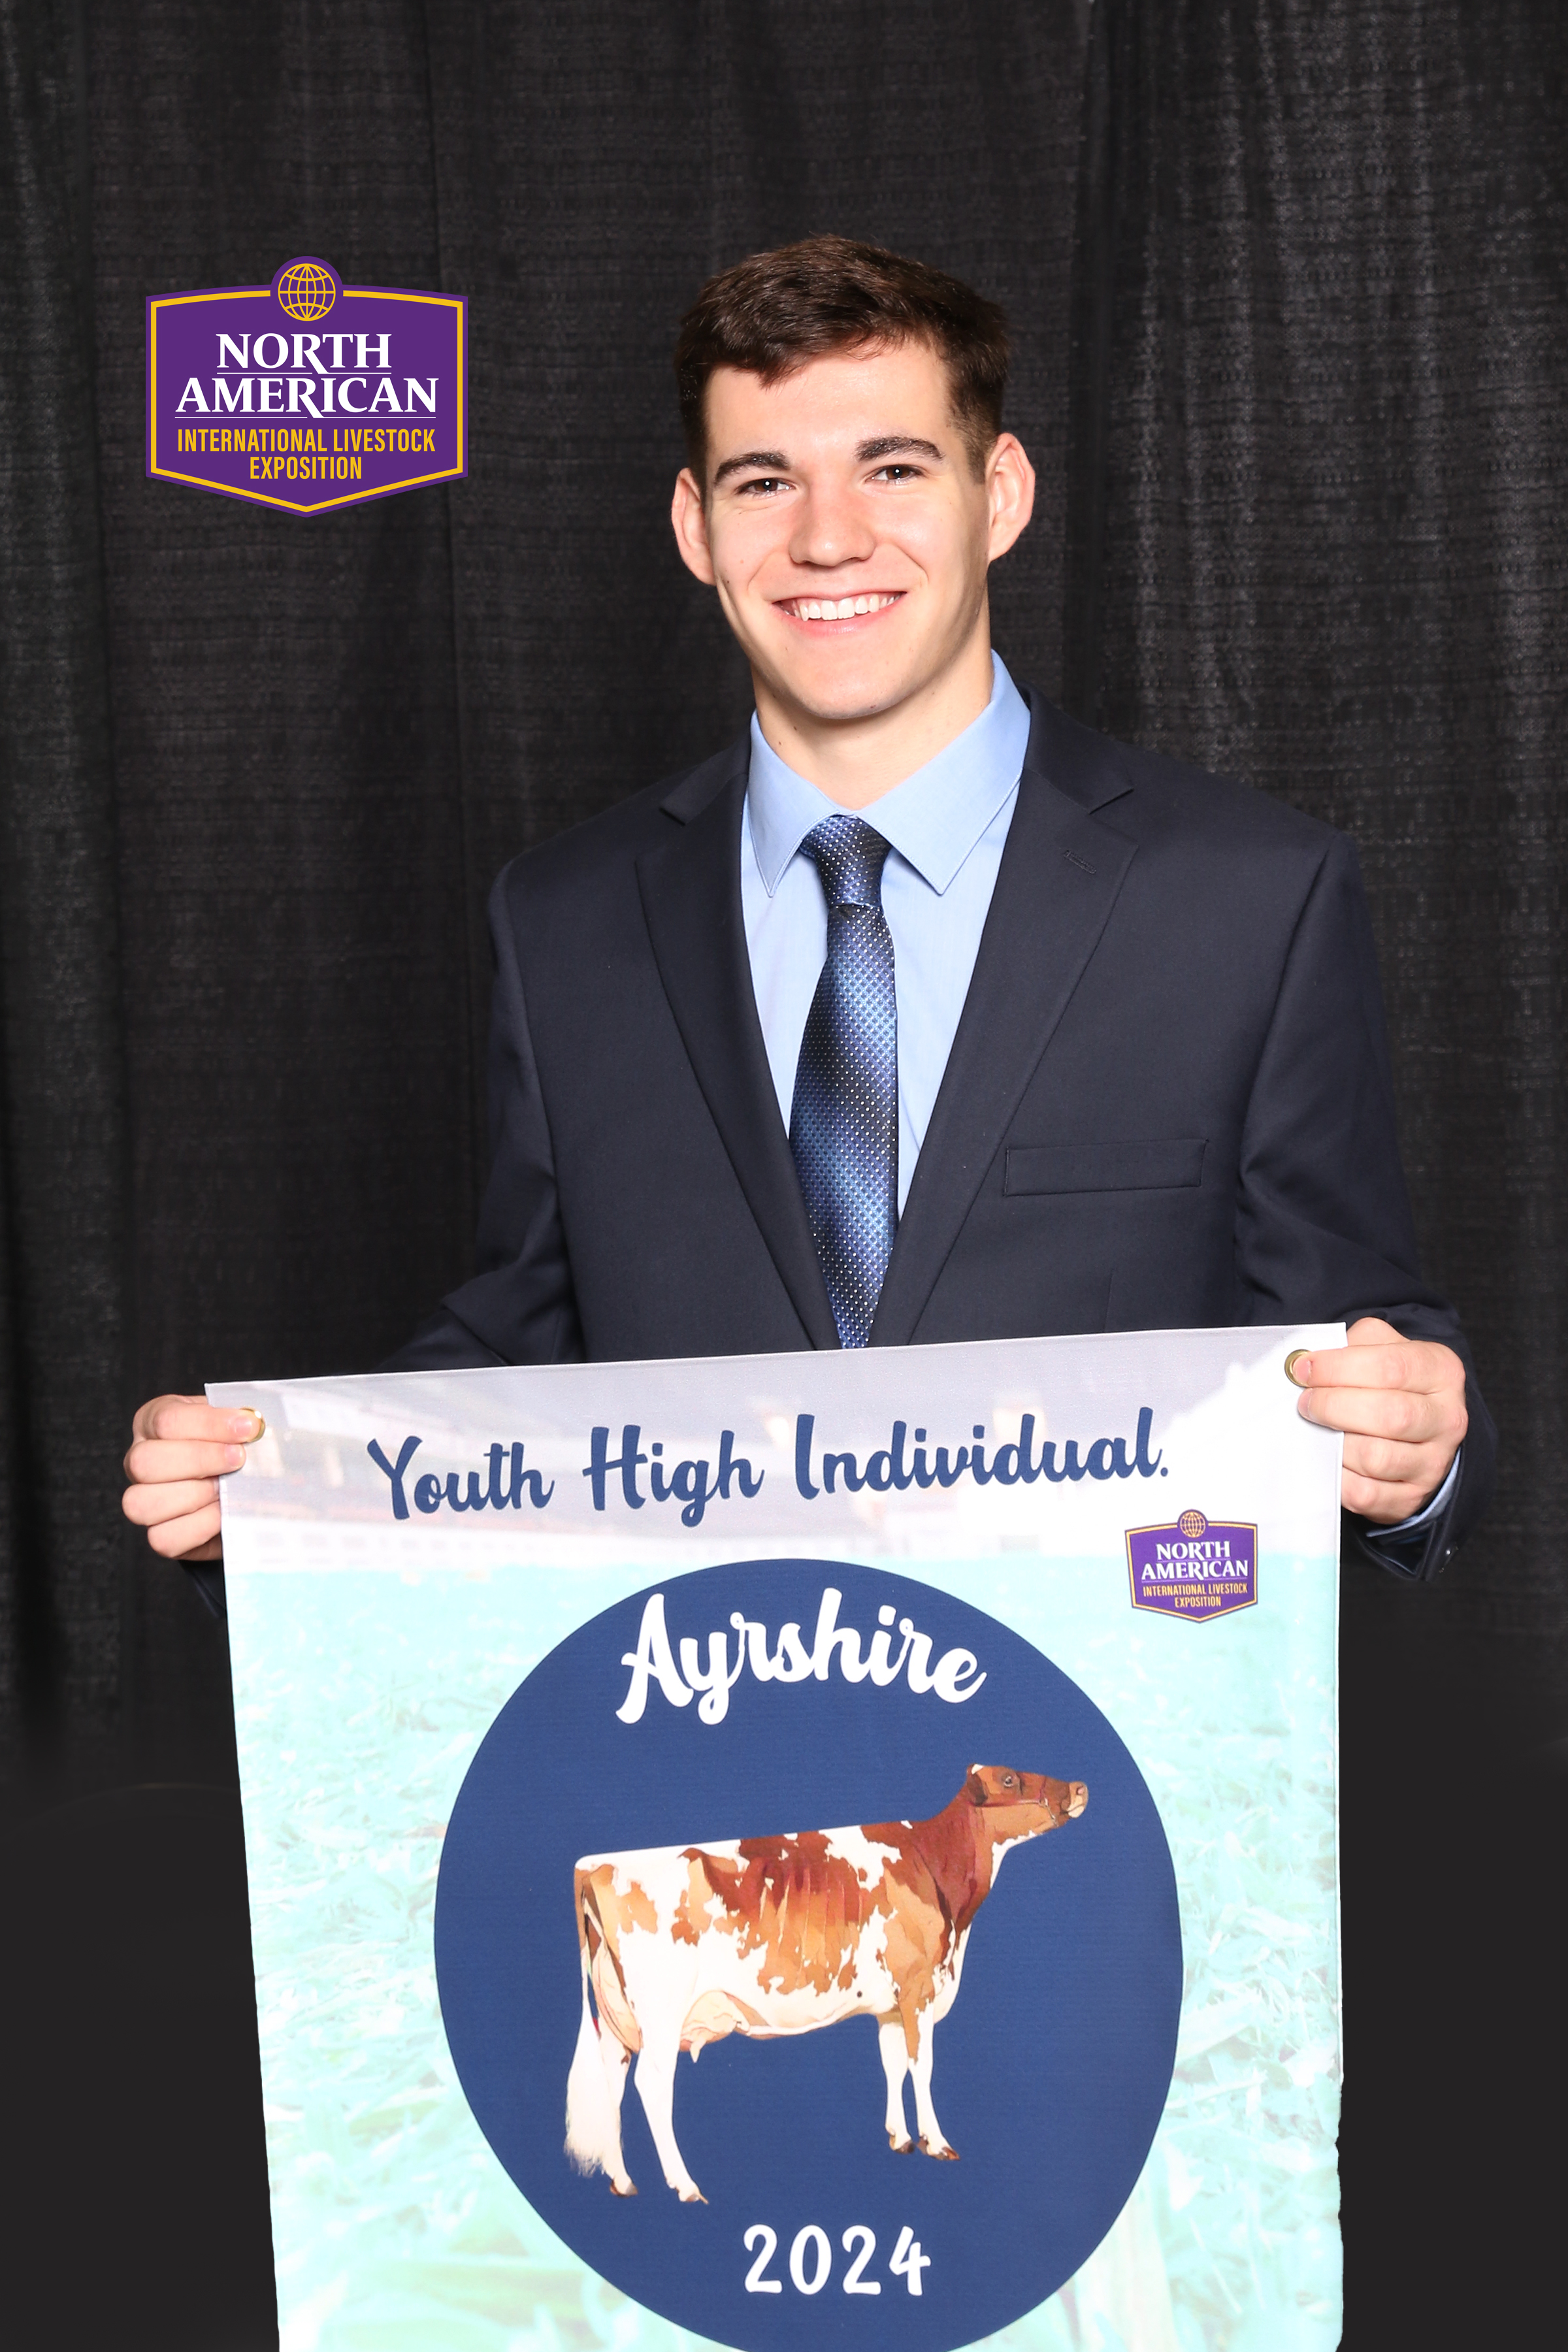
[
  {"xmin": 711, "ymin": 448, "xmax": 791, "ymax": 487},
  {"xmin": 710, "ymin": 433, "xmax": 946, "ymax": 487},
  {"xmin": 856, "ymin": 434, "xmax": 944, "ymax": 464}
]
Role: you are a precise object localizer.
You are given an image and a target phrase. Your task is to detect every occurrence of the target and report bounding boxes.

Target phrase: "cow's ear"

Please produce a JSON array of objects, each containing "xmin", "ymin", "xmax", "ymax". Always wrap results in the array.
[{"xmin": 964, "ymin": 1767, "xmax": 989, "ymax": 1805}]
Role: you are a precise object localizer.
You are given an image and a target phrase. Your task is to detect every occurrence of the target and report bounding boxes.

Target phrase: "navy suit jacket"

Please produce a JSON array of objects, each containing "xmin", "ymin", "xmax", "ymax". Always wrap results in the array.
[{"xmin": 392, "ymin": 689, "xmax": 1495, "ymax": 1580}]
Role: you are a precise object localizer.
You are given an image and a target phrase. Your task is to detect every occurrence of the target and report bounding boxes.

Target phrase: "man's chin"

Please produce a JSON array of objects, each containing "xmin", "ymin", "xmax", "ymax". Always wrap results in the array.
[{"xmin": 752, "ymin": 654, "xmax": 926, "ymax": 730}]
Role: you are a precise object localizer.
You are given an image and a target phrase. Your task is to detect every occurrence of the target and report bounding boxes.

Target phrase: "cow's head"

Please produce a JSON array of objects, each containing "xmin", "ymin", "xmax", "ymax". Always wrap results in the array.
[{"xmin": 962, "ymin": 1763, "xmax": 1088, "ymax": 1841}]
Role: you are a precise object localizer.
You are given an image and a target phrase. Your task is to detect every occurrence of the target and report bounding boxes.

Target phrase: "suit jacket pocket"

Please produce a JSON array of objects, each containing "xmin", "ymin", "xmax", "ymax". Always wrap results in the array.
[{"xmin": 1004, "ymin": 1137, "xmax": 1207, "ymax": 1196}]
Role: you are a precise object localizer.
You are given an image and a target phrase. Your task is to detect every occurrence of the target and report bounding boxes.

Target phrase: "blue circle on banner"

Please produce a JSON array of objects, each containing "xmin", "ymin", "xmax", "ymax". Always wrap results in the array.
[{"xmin": 436, "ymin": 1561, "xmax": 1181, "ymax": 2352}]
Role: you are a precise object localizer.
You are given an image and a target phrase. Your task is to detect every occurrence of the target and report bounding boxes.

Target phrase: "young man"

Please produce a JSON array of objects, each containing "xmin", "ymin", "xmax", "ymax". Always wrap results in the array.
[{"xmin": 123, "ymin": 237, "xmax": 1488, "ymax": 1578}]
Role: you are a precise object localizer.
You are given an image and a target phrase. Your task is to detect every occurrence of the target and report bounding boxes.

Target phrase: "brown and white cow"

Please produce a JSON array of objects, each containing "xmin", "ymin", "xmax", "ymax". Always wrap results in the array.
[{"xmin": 563, "ymin": 1763, "xmax": 1087, "ymax": 2203}]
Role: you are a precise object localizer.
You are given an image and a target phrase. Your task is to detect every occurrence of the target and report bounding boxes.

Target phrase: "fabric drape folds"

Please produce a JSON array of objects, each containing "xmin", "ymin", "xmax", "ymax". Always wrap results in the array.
[
  {"xmin": 1, "ymin": 0, "xmax": 128, "ymax": 1763},
  {"xmin": 0, "ymin": 0, "xmax": 1088, "ymax": 1781},
  {"xmin": 1, "ymin": 0, "xmax": 1563, "ymax": 1770},
  {"xmin": 1067, "ymin": 0, "xmax": 1567, "ymax": 1671}
]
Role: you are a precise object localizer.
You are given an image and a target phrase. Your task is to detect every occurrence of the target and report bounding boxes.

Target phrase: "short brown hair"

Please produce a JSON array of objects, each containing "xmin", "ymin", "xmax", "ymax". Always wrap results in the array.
[{"xmin": 675, "ymin": 235, "xmax": 1009, "ymax": 483}]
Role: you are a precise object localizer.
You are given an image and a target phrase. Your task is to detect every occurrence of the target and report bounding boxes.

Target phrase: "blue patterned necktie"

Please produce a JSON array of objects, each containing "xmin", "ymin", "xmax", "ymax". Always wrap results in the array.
[{"xmin": 789, "ymin": 815, "xmax": 898, "ymax": 1348}]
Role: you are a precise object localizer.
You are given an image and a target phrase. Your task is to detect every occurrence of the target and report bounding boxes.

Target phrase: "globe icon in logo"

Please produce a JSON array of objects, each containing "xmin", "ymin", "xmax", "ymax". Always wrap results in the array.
[
  {"xmin": 276, "ymin": 259, "xmax": 336, "ymax": 321},
  {"xmin": 1177, "ymin": 1508, "xmax": 1209, "ymax": 1539}
]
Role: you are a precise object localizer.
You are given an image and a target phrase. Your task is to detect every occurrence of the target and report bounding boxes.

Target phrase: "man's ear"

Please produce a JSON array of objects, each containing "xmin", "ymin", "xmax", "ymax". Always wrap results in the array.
[
  {"xmin": 671, "ymin": 467, "xmax": 717, "ymax": 585},
  {"xmin": 985, "ymin": 432, "xmax": 1036, "ymax": 564}
]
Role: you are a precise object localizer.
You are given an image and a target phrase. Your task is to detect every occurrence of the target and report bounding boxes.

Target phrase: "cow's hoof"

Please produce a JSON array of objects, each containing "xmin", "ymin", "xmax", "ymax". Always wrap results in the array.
[
  {"xmin": 610, "ymin": 2180, "xmax": 638, "ymax": 2198},
  {"xmin": 889, "ymin": 2134, "xmax": 915, "ymax": 2154},
  {"xmin": 919, "ymin": 2138, "xmax": 960, "ymax": 2161},
  {"xmin": 678, "ymin": 2186, "xmax": 708, "ymax": 2205}
]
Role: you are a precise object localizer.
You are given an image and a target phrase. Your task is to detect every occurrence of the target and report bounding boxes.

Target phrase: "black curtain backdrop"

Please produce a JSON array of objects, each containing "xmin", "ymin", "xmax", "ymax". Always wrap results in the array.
[
  {"xmin": 1, "ymin": 2, "xmax": 1563, "ymax": 2344},
  {"xmin": 3, "ymin": 0, "xmax": 1088, "ymax": 1797},
  {"xmin": 1068, "ymin": 0, "xmax": 1567, "ymax": 1673}
]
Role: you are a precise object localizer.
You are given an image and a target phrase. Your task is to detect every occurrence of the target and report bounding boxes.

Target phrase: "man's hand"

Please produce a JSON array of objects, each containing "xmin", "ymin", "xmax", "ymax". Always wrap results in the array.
[
  {"xmin": 122, "ymin": 1396, "xmax": 265, "ymax": 1562},
  {"xmin": 1287, "ymin": 1317, "xmax": 1467, "ymax": 1524}
]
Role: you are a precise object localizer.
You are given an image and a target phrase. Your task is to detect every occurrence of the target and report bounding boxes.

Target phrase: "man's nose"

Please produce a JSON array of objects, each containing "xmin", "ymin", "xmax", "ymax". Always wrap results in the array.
[{"xmin": 787, "ymin": 486, "xmax": 876, "ymax": 570}]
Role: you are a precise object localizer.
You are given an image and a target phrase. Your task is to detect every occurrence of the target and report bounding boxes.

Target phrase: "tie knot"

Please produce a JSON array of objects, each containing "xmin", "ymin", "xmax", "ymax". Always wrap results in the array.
[{"xmin": 801, "ymin": 815, "xmax": 892, "ymax": 911}]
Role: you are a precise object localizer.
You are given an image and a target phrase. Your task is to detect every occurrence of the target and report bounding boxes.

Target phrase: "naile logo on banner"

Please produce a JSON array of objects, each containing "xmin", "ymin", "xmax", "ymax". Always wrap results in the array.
[
  {"xmin": 1126, "ymin": 1507, "xmax": 1258, "ymax": 1620},
  {"xmin": 146, "ymin": 255, "xmax": 466, "ymax": 512}
]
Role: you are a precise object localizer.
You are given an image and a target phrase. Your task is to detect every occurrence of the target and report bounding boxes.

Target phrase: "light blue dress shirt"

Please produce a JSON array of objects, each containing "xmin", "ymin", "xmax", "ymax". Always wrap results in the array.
[
  {"xmin": 742, "ymin": 653, "xmax": 1030, "ymax": 1214},
  {"xmin": 738, "ymin": 648, "xmax": 1458, "ymax": 1539}
]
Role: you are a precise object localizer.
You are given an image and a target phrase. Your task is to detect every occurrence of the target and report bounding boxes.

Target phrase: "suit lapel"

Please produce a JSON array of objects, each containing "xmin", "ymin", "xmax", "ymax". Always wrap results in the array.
[
  {"xmin": 871, "ymin": 704, "xmax": 1139, "ymax": 1346},
  {"xmin": 637, "ymin": 753, "xmax": 840, "ymax": 1349}
]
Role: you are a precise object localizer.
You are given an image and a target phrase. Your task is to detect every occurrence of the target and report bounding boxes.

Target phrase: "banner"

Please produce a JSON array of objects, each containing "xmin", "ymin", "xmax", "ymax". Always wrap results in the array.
[{"xmin": 212, "ymin": 1324, "xmax": 1344, "ymax": 2352}]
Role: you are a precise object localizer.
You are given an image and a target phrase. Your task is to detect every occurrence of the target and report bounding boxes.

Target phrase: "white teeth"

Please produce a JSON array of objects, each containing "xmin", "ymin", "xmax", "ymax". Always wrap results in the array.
[{"xmin": 785, "ymin": 591, "xmax": 899, "ymax": 619}]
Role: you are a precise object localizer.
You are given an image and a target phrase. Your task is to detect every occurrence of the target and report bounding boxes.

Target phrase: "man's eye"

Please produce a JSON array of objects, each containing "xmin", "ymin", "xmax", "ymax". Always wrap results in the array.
[
  {"xmin": 875, "ymin": 464, "xmax": 921, "ymax": 482},
  {"xmin": 738, "ymin": 476, "xmax": 784, "ymax": 495}
]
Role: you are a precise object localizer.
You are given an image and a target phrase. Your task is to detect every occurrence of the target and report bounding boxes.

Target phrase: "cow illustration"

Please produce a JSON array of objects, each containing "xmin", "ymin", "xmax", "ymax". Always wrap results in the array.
[{"xmin": 563, "ymin": 1763, "xmax": 1087, "ymax": 2202}]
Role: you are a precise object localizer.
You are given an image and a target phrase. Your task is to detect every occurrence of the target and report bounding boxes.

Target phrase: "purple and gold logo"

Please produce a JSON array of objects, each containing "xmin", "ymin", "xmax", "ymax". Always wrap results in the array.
[
  {"xmin": 146, "ymin": 256, "xmax": 465, "ymax": 514},
  {"xmin": 1126, "ymin": 1509, "xmax": 1257, "ymax": 1622}
]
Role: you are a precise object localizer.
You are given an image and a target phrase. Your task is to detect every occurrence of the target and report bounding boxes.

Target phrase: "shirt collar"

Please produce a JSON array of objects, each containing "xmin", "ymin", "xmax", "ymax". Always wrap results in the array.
[{"xmin": 745, "ymin": 653, "xmax": 1031, "ymax": 897}]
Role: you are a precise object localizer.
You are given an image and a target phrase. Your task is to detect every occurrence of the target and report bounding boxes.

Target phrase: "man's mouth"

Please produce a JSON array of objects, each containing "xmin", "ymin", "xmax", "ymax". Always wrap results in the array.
[{"xmin": 776, "ymin": 591, "xmax": 904, "ymax": 622}]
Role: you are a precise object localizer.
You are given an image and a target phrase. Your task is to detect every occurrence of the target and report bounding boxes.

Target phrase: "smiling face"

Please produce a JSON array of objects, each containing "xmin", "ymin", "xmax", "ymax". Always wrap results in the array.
[{"xmin": 670, "ymin": 338, "xmax": 1035, "ymax": 802}]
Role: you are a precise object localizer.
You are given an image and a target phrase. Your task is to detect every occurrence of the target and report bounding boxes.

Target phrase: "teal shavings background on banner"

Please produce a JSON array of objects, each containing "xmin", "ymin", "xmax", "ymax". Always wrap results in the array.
[
  {"xmin": 936, "ymin": 1560, "xmax": 1341, "ymax": 2352},
  {"xmin": 227, "ymin": 1556, "xmax": 1339, "ymax": 2352}
]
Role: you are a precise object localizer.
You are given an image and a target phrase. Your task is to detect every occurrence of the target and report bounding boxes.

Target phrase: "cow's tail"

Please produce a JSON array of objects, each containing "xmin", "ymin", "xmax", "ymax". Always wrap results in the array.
[{"xmin": 564, "ymin": 1881, "xmax": 617, "ymax": 2179}]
